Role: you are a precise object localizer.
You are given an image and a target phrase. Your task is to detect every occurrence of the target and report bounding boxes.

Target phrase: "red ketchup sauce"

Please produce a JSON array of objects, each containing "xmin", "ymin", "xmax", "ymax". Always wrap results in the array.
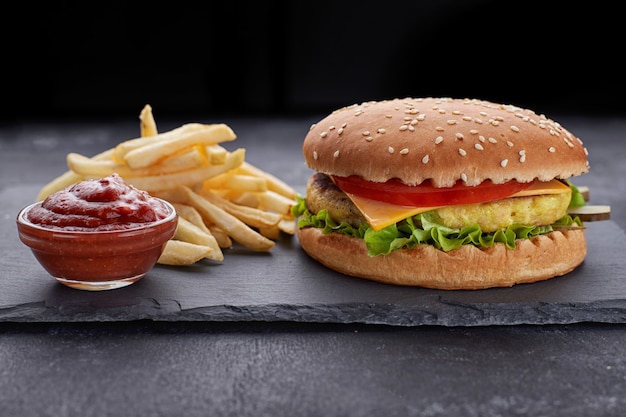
[{"xmin": 27, "ymin": 173, "xmax": 170, "ymax": 231}]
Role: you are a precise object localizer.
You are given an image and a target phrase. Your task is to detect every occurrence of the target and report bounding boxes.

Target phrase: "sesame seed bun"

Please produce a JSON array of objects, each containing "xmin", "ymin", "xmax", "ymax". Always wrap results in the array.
[
  {"xmin": 303, "ymin": 97, "xmax": 589, "ymax": 187},
  {"xmin": 297, "ymin": 226, "xmax": 587, "ymax": 289}
]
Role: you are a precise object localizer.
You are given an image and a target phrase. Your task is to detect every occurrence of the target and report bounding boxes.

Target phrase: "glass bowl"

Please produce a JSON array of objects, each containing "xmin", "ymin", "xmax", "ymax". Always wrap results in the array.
[{"xmin": 16, "ymin": 199, "xmax": 177, "ymax": 291}]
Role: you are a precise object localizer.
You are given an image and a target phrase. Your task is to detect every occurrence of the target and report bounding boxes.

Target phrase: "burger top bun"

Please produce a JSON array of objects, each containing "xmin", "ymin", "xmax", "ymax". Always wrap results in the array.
[{"xmin": 303, "ymin": 97, "xmax": 589, "ymax": 187}]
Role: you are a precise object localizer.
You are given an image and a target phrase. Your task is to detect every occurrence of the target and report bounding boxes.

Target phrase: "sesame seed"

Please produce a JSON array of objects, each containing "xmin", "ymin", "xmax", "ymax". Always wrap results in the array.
[
  {"xmin": 333, "ymin": 150, "xmax": 340, "ymax": 158},
  {"xmin": 458, "ymin": 148, "xmax": 467, "ymax": 156},
  {"xmin": 329, "ymin": 125, "xmax": 335, "ymax": 130},
  {"xmin": 388, "ymin": 146, "xmax": 395, "ymax": 154},
  {"xmin": 422, "ymin": 155, "xmax": 429, "ymax": 164},
  {"xmin": 548, "ymin": 146, "xmax": 556, "ymax": 152},
  {"xmin": 462, "ymin": 116, "xmax": 472, "ymax": 121},
  {"xmin": 475, "ymin": 143, "xmax": 484, "ymax": 151},
  {"xmin": 479, "ymin": 135, "xmax": 486, "ymax": 142},
  {"xmin": 510, "ymin": 125, "xmax": 520, "ymax": 132},
  {"xmin": 488, "ymin": 137, "xmax": 497, "ymax": 143},
  {"xmin": 354, "ymin": 110, "xmax": 362, "ymax": 116},
  {"xmin": 362, "ymin": 130, "xmax": 370, "ymax": 136},
  {"xmin": 337, "ymin": 128, "xmax": 344, "ymax": 135},
  {"xmin": 500, "ymin": 159, "xmax": 508, "ymax": 167},
  {"xmin": 456, "ymin": 133, "xmax": 464, "ymax": 140},
  {"xmin": 310, "ymin": 123, "xmax": 317, "ymax": 130},
  {"xmin": 399, "ymin": 148, "xmax": 409, "ymax": 155},
  {"xmin": 341, "ymin": 123, "xmax": 347, "ymax": 128},
  {"xmin": 447, "ymin": 119, "xmax": 457, "ymax": 125},
  {"xmin": 313, "ymin": 151, "xmax": 318, "ymax": 160},
  {"xmin": 365, "ymin": 136, "xmax": 373, "ymax": 142},
  {"xmin": 436, "ymin": 126, "xmax": 444, "ymax": 131},
  {"xmin": 320, "ymin": 131, "xmax": 328, "ymax": 138},
  {"xmin": 474, "ymin": 118, "xmax": 484, "ymax": 124},
  {"xmin": 461, "ymin": 173, "xmax": 468, "ymax": 182},
  {"xmin": 470, "ymin": 129, "xmax": 479, "ymax": 135},
  {"xmin": 435, "ymin": 136, "xmax": 444, "ymax": 144},
  {"xmin": 507, "ymin": 141, "xmax": 514, "ymax": 147},
  {"xmin": 399, "ymin": 125, "xmax": 408, "ymax": 131},
  {"xmin": 377, "ymin": 128, "xmax": 386, "ymax": 134},
  {"xmin": 408, "ymin": 125, "xmax": 415, "ymax": 131}
]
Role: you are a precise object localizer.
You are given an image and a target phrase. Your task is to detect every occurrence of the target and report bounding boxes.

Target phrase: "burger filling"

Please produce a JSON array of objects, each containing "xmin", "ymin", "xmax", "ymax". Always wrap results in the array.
[{"xmin": 292, "ymin": 173, "xmax": 584, "ymax": 256}]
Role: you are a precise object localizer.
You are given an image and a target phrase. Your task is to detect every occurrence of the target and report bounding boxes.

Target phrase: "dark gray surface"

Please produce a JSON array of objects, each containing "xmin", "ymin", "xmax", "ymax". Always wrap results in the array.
[
  {"xmin": 1, "ymin": 116, "xmax": 626, "ymax": 417},
  {"xmin": 1, "ymin": 117, "xmax": 625, "ymax": 326},
  {"xmin": 2, "ymin": 321, "xmax": 626, "ymax": 417}
]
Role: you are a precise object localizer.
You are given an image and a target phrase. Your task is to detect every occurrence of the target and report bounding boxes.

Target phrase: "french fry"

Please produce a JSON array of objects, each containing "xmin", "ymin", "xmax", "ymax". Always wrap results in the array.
[
  {"xmin": 124, "ymin": 148, "xmax": 245, "ymax": 193},
  {"xmin": 277, "ymin": 217, "xmax": 296, "ymax": 235},
  {"xmin": 181, "ymin": 185, "xmax": 275, "ymax": 252},
  {"xmin": 66, "ymin": 153, "xmax": 123, "ymax": 178},
  {"xmin": 171, "ymin": 203, "xmax": 234, "ymax": 249},
  {"xmin": 259, "ymin": 225, "xmax": 281, "ymax": 240},
  {"xmin": 257, "ymin": 190, "xmax": 299, "ymax": 216},
  {"xmin": 122, "ymin": 124, "xmax": 236, "ymax": 169},
  {"xmin": 202, "ymin": 172, "xmax": 268, "ymax": 193},
  {"xmin": 258, "ymin": 218, "xmax": 296, "ymax": 239},
  {"xmin": 205, "ymin": 145, "xmax": 228, "ymax": 164},
  {"xmin": 113, "ymin": 123, "xmax": 208, "ymax": 162},
  {"xmin": 173, "ymin": 217, "xmax": 223, "ymax": 261},
  {"xmin": 206, "ymin": 224, "xmax": 233, "ymax": 248},
  {"xmin": 172, "ymin": 203, "xmax": 212, "ymax": 234},
  {"xmin": 139, "ymin": 104, "xmax": 158, "ymax": 137},
  {"xmin": 200, "ymin": 190, "xmax": 282, "ymax": 230},
  {"xmin": 158, "ymin": 240, "xmax": 215, "ymax": 266},
  {"xmin": 67, "ymin": 147, "xmax": 207, "ymax": 178},
  {"xmin": 227, "ymin": 189, "xmax": 295, "ymax": 216},
  {"xmin": 238, "ymin": 161, "xmax": 297, "ymax": 199},
  {"xmin": 226, "ymin": 190, "xmax": 261, "ymax": 208}
]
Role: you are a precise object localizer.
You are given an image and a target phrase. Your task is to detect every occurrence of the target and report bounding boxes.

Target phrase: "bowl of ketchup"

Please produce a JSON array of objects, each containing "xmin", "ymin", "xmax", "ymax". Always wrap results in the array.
[{"xmin": 16, "ymin": 173, "xmax": 177, "ymax": 291}]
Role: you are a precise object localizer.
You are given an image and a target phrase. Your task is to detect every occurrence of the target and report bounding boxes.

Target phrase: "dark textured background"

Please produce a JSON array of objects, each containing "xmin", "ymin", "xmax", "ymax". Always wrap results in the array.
[{"xmin": 3, "ymin": 0, "xmax": 624, "ymax": 123}]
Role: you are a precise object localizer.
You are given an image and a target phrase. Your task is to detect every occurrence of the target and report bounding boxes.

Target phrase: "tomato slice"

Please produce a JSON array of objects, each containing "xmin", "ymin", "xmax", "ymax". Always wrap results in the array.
[{"xmin": 331, "ymin": 175, "xmax": 536, "ymax": 207}]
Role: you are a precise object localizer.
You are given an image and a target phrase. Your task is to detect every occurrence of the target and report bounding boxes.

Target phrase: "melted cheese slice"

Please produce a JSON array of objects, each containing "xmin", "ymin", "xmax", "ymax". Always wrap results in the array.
[{"xmin": 344, "ymin": 179, "xmax": 571, "ymax": 231}]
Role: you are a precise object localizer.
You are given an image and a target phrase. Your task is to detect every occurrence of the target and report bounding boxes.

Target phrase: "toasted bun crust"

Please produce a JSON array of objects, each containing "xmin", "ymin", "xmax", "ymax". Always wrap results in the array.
[
  {"xmin": 297, "ymin": 227, "xmax": 587, "ymax": 290},
  {"xmin": 303, "ymin": 97, "xmax": 589, "ymax": 187}
]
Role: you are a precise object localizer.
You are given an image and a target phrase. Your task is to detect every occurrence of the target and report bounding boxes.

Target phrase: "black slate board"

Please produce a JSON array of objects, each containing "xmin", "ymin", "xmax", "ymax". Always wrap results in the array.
[{"xmin": 2, "ymin": 184, "xmax": 626, "ymax": 326}]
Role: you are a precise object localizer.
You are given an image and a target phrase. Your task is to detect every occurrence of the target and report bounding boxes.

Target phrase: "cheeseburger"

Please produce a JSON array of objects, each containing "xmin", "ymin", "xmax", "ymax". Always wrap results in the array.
[{"xmin": 292, "ymin": 97, "xmax": 590, "ymax": 290}]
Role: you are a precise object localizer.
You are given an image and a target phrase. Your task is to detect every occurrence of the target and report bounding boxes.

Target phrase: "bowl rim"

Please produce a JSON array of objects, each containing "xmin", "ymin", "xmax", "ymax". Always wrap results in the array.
[{"xmin": 17, "ymin": 198, "xmax": 177, "ymax": 235}]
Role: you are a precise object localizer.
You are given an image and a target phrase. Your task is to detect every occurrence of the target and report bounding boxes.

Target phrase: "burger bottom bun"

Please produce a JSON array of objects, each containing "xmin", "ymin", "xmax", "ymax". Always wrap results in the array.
[{"xmin": 297, "ymin": 227, "xmax": 587, "ymax": 290}]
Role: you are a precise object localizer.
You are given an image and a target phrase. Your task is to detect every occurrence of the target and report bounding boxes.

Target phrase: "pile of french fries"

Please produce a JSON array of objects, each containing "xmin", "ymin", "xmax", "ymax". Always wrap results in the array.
[{"xmin": 36, "ymin": 105, "xmax": 299, "ymax": 266}]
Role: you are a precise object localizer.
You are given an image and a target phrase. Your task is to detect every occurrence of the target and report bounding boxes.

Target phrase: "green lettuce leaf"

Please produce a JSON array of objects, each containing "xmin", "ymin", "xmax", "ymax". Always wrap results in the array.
[
  {"xmin": 568, "ymin": 181, "xmax": 587, "ymax": 208},
  {"xmin": 292, "ymin": 195, "xmax": 583, "ymax": 257}
]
